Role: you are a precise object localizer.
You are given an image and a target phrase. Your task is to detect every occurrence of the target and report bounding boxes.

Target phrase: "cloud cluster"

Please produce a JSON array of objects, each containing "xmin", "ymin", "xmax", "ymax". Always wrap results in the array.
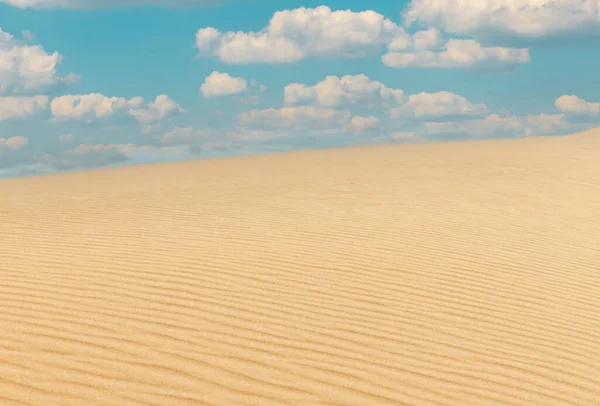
[
  {"xmin": 50, "ymin": 93, "xmax": 143, "ymax": 121},
  {"xmin": 284, "ymin": 74, "xmax": 487, "ymax": 122},
  {"xmin": 0, "ymin": 96, "xmax": 48, "ymax": 120},
  {"xmin": 404, "ymin": 0, "xmax": 600, "ymax": 38},
  {"xmin": 345, "ymin": 116, "xmax": 380, "ymax": 134},
  {"xmin": 555, "ymin": 95, "xmax": 600, "ymax": 116},
  {"xmin": 0, "ymin": 28, "xmax": 78, "ymax": 94},
  {"xmin": 194, "ymin": 6, "xmax": 531, "ymax": 70},
  {"xmin": 2, "ymin": 3, "xmax": 598, "ymax": 177},
  {"xmin": 129, "ymin": 95, "xmax": 185, "ymax": 132},
  {"xmin": 196, "ymin": 6, "xmax": 403, "ymax": 64},
  {"xmin": 389, "ymin": 91, "xmax": 488, "ymax": 118},
  {"xmin": 383, "ymin": 39, "xmax": 530, "ymax": 69},
  {"xmin": 285, "ymin": 74, "xmax": 404, "ymax": 107},
  {"xmin": 50, "ymin": 93, "xmax": 183, "ymax": 129}
]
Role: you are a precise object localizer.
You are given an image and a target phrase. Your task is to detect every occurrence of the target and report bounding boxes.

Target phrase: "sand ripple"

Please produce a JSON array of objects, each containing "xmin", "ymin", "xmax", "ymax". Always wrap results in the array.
[{"xmin": 1, "ymin": 132, "xmax": 600, "ymax": 405}]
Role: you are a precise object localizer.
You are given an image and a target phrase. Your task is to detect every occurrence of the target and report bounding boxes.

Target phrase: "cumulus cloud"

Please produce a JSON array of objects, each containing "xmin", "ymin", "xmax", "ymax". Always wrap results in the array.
[
  {"xmin": 128, "ymin": 95, "xmax": 185, "ymax": 132},
  {"xmin": 50, "ymin": 93, "xmax": 143, "ymax": 121},
  {"xmin": 403, "ymin": 0, "xmax": 600, "ymax": 38},
  {"xmin": 196, "ymin": 6, "xmax": 404, "ymax": 63},
  {"xmin": 1, "ymin": 0, "xmax": 223, "ymax": 8},
  {"xmin": 200, "ymin": 71, "xmax": 248, "ymax": 97},
  {"xmin": 239, "ymin": 106, "xmax": 351, "ymax": 130},
  {"xmin": 0, "ymin": 95, "xmax": 48, "ymax": 120},
  {"xmin": 389, "ymin": 91, "xmax": 488, "ymax": 118},
  {"xmin": 194, "ymin": 6, "xmax": 532, "ymax": 68},
  {"xmin": 383, "ymin": 39, "xmax": 530, "ymax": 69},
  {"xmin": 555, "ymin": 95, "xmax": 600, "ymax": 115},
  {"xmin": 345, "ymin": 116, "xmax": 380, "ymax": 134},
  {"xmin": 50, "ymin": 93, "xmax": 183, "ymax": 130},
  {"xmin": 0, "ymin": 27, "xmax": 78, "ymax": 94},
  {"xmin": 387, "ymin": 28, "xmax": 440, "ymax": 51},
  {"xmin": 284, "ymin": 74, "xmax": 404, "ymax": 107},
  {"xmin": 284, "ymin": 76, "xmax": 488, "ymax": 123}
]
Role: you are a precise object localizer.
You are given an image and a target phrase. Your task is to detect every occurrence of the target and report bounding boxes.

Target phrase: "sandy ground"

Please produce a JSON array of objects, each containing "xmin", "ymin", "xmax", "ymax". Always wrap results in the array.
[{"xmin": 1, "ymin": 129, "xmax": 600, "ymax": 405}]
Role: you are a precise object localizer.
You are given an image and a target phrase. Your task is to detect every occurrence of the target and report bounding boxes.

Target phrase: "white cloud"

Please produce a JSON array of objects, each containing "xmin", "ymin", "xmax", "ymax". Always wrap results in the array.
[
  {"xmin": 0, "ymin": 136, "xmax": 28, "ymax": 150},
  {"xmin": 284, "ymin": 74, "xmax": 404, "ymax": 107},
  {"xmin": 50, "ymin": 93, "xmax": 183, "ymax": 130},
  {"xmin": 201, "ymin": 71, "xmax": 248, "ymax": 97},
  {"xmin": 239, "ymin": 105, "xmax": 351, "ymax": 130},
  {"xmin": 383, "ymin": 39, "xmax": 530, "ymax": 69},
  {"xmin": 196, "ymin": 6, "xmax": 404, "ymax": 64},
  {"xmin": 388, "ymin": 28, "xmax": 440, "ymax": 51},
  {"xmin": 128, "ymin": 94, "xmax": 185, "ymax": 132},
  {"xmin": 345, "ymin": 116, "xmax": 380, "ymax": 134},
  {"xmin": 0, "ymin": 27, "xmax": 78, "ymax": 94},
  {"xmin": 0, "ymin": 95, "xmax": 48, "ymax": 120},
  {"xmin": 389, "ymin": 91, "xmax": 488, "ymax": 118},
  {"xmin": 1, "ymin": 0, "xmax": 223, "ymax": 8},
  {"xmin": 284, "ymin": 76, "xmax": 488, "ymax": 123},
  {"xmin": 555, "ymin": 95, "xmax": 600, "ymax": 115},
  {"xmin": 50, "ymin": 93, "xmax": 143, "ymax": 121},
  {"xmin": 403, "ymin": 0, "xmax": 600, "ymax": 38}
]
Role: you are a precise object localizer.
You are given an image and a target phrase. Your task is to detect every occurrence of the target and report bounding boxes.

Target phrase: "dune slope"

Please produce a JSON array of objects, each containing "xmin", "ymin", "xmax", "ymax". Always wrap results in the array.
[{"xmin": 1, "ymin": 131, "xmax": 600, "ymax": 405}]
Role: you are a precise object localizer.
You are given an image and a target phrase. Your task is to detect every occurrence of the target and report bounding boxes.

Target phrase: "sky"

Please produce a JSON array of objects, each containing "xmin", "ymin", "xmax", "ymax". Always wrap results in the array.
[{"xmin": 1, "ymin": 0, "xmax": 600, "ymax": 178}]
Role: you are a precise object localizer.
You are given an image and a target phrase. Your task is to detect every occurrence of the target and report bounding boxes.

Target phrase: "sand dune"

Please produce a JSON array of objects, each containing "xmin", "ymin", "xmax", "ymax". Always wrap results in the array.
[{"xmin": 1, "ymin": 130, "xmax": 600, "ymax": 405}]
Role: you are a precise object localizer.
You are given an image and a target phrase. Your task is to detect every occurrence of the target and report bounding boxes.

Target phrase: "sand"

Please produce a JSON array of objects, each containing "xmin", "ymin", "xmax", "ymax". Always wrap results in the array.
[{"xmin": 1, "ymin": 129, "xmax": 600, "ymax": 405}]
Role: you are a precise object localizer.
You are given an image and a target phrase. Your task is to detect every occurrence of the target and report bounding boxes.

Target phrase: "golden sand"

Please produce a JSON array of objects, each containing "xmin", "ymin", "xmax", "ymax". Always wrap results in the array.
[{"xmin": 1, "ymin": 129, "xmax": 600, "ymax": 405}]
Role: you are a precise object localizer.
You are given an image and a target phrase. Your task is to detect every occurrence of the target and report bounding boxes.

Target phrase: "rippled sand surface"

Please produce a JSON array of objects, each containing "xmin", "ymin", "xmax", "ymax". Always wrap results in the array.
[{"xmin": 2, "ymin": 130, "xmax": 600, "ymax": 405}]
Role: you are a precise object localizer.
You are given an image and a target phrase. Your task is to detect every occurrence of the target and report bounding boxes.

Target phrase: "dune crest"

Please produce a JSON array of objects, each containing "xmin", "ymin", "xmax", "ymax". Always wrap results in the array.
[{"xmin": 1, "ymin": 131, "xmax": 600, "ymax": 405}]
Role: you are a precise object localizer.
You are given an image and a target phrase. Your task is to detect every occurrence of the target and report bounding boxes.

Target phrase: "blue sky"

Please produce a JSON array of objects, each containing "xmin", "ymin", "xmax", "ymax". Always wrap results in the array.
[{"xmin": 1, "ymin": 0, "xmax": 600, "ymax": 177}]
